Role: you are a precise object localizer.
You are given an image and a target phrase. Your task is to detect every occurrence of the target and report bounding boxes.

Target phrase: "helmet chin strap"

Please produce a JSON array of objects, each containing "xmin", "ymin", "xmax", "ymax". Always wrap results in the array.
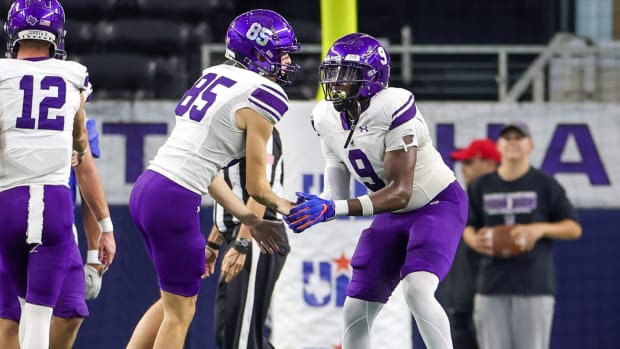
[{"xmin": 343, "ymin": 99, "xmax": 361, "ymax": 148}]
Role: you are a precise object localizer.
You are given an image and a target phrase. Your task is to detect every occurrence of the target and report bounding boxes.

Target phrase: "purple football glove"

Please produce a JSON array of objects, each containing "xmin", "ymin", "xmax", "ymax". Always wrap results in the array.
[{"xmin": 285, "ymin": 192, "xmax": 335, "ymax": 233}]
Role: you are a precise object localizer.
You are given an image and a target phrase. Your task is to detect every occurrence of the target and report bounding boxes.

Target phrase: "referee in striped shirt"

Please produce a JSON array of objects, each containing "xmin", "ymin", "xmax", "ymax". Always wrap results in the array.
[{"xmin": 207, "ymin": 128, "xmax": 289, "ymax": 349}]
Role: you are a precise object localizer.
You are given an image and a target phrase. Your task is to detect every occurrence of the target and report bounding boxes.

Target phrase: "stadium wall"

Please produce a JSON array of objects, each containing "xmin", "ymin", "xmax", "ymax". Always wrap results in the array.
[{"xmin": 72, "ymin": 101, "xmax": 620, "ymax": 348}]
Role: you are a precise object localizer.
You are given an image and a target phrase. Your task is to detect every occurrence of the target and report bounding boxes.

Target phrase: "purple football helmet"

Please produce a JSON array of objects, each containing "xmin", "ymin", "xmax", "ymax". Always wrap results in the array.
[
  {"xmin": 225, "ymin": 9, "xmax": 301, "ymax": 85},
  {"xmin": 5, "ymin": 0, "xmax": 66, "ymax": 59},
  {"xmin": 320, "ymin": 33, "xmax": 391, "ymax": 111}
]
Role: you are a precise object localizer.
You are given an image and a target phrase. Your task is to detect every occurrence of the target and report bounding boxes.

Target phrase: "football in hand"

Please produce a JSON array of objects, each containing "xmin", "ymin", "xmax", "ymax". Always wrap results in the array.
[{"xmin": 479, "ymin": 225, "xmax": 526, "ymax": 258}]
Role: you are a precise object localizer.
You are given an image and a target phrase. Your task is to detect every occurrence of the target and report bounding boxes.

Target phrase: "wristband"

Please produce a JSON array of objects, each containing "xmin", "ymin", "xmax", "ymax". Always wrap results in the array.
[
  {"xmin": 86, "ymin": 250, "xmax": 102, "ymax": 265},
  {"xmin": 97, "ymin": 217, "xmax": 114, "ymax": 233},
  {"xmin": 333, "ymin": 200, "xmax": 349, "ymax": 217},
  {"xmin": 358, "ymin": 195, "xmax": 374, "ymax": 216},
  {"xmin": 233, "ymin": 238, "xmax": 250, "ymax": 254},
  {"xmin": 207, "ymin": 241, "xmax": 220, "ymax": 250}
]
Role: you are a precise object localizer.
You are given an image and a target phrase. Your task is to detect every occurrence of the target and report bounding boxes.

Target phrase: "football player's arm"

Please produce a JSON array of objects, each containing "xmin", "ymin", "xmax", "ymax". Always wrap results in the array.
[
  {"xmin": 320, "ymin": 140, "xmax": 350, "ymax": 200},
  {"xmin": 286, "ymin": 138, "xmax": 415, "ymax": 232},
  {"xmin": 81, "ymin": 200, "xmax": 100, "ymax": 258},
  {"xmin": 345, "ymin": 135, "xmax": 416, "ymax": 215},
  {"xmin": 237, "ymin": 198, "xmax": 267, "ymax": 241},
  {"xmin": 81, "ymin": 197, "xmax": 106, "ymax": 299},
  {"xmin": 208, "ymin": 175, "xmax": 261, "ymax": 225},
  {"xmin": 208, "ymin": 175, "xmax": 283, "ymax": 253},
  {"xmin": 72, "ymin": 93, "xmax": 88, "ymax": 164},
  {"xmin": 75, "ymin": 145, "xmax": 116, "ymax": 267},
  {"xmin": 236, "ymin": 107, "xmax": 293, "ymax": 215}
]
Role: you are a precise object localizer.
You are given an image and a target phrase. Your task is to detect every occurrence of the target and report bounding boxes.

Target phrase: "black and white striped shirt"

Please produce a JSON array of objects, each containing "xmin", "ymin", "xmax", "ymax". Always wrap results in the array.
[{"xmin": 213, "ymin": 128, "xmax": 284, "ymax": 243}]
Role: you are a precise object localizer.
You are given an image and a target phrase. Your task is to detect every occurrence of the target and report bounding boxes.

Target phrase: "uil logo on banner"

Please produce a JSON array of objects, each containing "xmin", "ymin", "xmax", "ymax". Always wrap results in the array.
[{"xmin": 302, "ymin": 251, "xmax": 352, "ymax": 307}]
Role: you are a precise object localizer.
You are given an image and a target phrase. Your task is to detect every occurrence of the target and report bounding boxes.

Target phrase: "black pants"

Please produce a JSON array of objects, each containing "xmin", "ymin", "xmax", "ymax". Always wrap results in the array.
[
  {"xmin": 449, "ymin": 312, "xmax": 478, "ymax": 349},
  {"xmin": 440, "ymin": 241, "xmax": 479, "ymax": 349},
  {"xmin": 214, "ymin": 226, "xmax": 289, "ymax": 349}
]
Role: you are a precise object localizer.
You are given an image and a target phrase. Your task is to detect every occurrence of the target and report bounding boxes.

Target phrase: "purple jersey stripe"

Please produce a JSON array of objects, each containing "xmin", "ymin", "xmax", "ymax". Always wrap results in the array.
[
  {"xmin": 260, "ymin": 84, "xmax": 288, "ymax": 101},
  {"xmin": 248, "ymin": 97, "xmax": 281, "ymax": 122},
  {"xmin": 250, "ymin": 88, "xmax": 288, "ymax": 116},
  {"xmin": 391, "ymin": 95, "xmax": 414, "ymax": 118},
  {"xmin": 389, "ymin": 101, "xmax": 417, "ymax": 130}
]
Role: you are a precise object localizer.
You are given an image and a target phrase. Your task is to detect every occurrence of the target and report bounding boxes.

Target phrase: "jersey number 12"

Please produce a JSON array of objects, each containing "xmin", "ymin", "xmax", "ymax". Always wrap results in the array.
[{"xmin": 16, "ymin": 75, "xmax": 66, "ymax": 131}]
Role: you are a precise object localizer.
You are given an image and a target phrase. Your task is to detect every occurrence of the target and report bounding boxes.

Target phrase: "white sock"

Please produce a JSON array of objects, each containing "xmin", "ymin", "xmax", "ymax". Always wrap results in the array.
[
  {"xmin": 342, "ymin": 297, "xmax": 383, "ymax": 349},
  {"xmin": 19, "ymin": 302, "xmax": 53, "ymax": 349},
  {"xmin": 403, "ymin": 271, "xmax": 453, "ymax": 349}
]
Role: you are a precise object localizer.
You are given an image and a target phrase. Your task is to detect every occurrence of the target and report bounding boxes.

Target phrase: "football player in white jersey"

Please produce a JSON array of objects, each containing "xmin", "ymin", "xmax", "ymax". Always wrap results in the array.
[
  {"xmin": 127, "ymin": 9, "xmax": 301, "ymax": 349},
  {"xmin": 0, "ymin": 119, "xmax": 117, "ymax": 349},
  {"xmin": 0, "ymin": 1, "xmax": 92, "ymax": 348},
  {"xmin": 286, "ymin": 33, "xmax": 468, "ymax": 349}
]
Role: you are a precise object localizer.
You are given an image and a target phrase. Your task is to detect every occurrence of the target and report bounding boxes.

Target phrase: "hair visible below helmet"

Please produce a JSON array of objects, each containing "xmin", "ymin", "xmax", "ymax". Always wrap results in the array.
[
  {"xmin": 225, "ymin": 9, "xmax": 301, "ymax": 85},
  {"xmin": 5, "ymin": 0, "xmax": 66, "ymax": 59},
  {"xmin": 319, "ymin": 33, "xmax": 391, "ymax": 111}
]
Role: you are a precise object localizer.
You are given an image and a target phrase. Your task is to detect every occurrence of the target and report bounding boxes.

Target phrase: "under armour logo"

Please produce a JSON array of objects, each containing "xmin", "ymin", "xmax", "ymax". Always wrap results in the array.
[
  {"xmin": 358, "ymin": 125, "xmax": 369, "ymax": 133},
  {"xmin": 26, "ymin": 15, "xmax": 38, "ymax": 26}
]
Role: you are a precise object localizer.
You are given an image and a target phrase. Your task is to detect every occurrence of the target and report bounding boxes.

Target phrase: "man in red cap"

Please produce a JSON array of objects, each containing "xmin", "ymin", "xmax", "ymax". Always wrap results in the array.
[
  {"xmin": 439, "ymin": 138, "xmax": 500, "ymax": 349},
  {"xmin": 451, "ymin": 139, "xmax": 501, "ymax": 186}
]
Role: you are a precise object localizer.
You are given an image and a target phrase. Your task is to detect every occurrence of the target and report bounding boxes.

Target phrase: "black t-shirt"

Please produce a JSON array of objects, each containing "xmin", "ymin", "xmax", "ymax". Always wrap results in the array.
[{"xmin": 467, "ymin": 167, "xmax": 578, "ymax": 295}]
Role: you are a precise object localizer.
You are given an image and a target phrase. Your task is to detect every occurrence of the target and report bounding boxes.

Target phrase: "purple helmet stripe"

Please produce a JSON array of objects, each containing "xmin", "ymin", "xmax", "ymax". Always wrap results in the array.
[
  {"xmin": 250, "ymin": 88, "xmax": 288, "ymax": 116},
  {"xmin": 248, "ymin": 98, "xmax": 281, "ymax": 123},
  {"xmin": 259, "ymin": 84, "xmax": 288, "ymax": 101},
  {"xmin": 389, "ymin": 101, "xmax": 417, "ymax": 130}
]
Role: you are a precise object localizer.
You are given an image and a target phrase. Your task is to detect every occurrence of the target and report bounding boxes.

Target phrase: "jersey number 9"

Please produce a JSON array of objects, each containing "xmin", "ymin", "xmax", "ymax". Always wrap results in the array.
[{"xmin": 348, "ymin": 149, "xmax": 385, "ymax": 192}]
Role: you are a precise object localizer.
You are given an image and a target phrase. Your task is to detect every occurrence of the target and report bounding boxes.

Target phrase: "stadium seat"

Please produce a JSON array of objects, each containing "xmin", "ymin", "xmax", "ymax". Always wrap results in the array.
[
  {"xmin": 135, "ymin": 0, "xmax": 232, "ymax": 21},
  {"xmin": 0, "ymin": 19, "xmax": 5, "ymax": 53},
  {"xmin": 288, "ymin": 19, "xmax": 321, "ymax": 43},
  {"xmin": 72, "ymin": 53, "xmax": 157, "ymax": 99},
  {"xmin": 293, "ymin": 56, "xmax": 322, "ymax": 99},
  {"xmin": 194, "ymin": 21, "xmax": 214, "ymax": 45},
  {"xmin": 64, "ymin": 20, "xmax": 97, "ymax": 55},
  {"xmin": 57, "ymin": 0, "xmax": 116, "ymax": 20},
  {"xmin": 154, "ymin": 56, "xmax": 188, "ymax": 99},
  {"xmin": 97, "ymin": 19, "xmax": 193, "ymax": 56}
]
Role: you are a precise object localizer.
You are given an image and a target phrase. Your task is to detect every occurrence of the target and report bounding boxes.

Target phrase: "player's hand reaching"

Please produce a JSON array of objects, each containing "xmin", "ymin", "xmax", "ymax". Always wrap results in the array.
[
  {"xmin": 285, "ymin": 192, "xmax": 335, "ymax": 233},
  {"xmin": 246, "ymin": 219, "xmax": 284, "ymax": 254}
]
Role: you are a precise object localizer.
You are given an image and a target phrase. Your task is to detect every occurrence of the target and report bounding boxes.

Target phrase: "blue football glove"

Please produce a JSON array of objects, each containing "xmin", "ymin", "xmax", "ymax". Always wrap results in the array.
[{"xmin": 285, "ymin": 192, "xmax": 335, "ymax": 233}]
